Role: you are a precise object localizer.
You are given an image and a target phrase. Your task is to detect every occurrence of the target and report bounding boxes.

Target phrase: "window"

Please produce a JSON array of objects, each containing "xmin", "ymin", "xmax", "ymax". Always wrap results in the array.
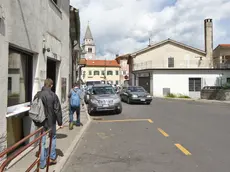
[
  {"xmin": 116, "ymin": 80, "xmax": 119, "ymax": 85},
  {"xmin": 107, "ymin": 70, "xmax": 113, "ymax": 75},
  {"xmin": 227, "ymin": 78, "xmax": 230, "ymax": 83},
  {"xmin": 8, "ymin": 49, "xmax": 33, "ymax": 107},
  {"xmin": 88, "ymin": 70, "xmax": 92, "ymax": 75},
  {"xmin": 88, "ymin": 48, "xmax": 92, "ymax": 53},
  {"xmin": 122, "ymin": 70, "xmax": 127, "ymax": 75},
  {"xmin": 116, "ymin": 70, "xmax": 119, "ymax": 75},
  {"xmin": 94, "ymin": 71, "xmax": 100, "ymax": 75},
  {"xmin": 189, "ymin": 78, "xmax": 201, "ymax": 92},
  {"xmin": 101, "ymin": 70, "xmax": 105, "ymax": 75},
  {"xmin": 168, "ymin": 57, "xmax": 174, "ymax": 67},
  {"xmin": 8, "ymin": 77, "xmax": 12, "ymax": 94}
]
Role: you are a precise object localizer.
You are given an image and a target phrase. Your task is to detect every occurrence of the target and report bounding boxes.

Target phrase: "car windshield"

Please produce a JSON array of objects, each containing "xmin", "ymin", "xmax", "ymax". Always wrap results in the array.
[
  {"xmin": 128, "ymin": 87, "xmax": 145, "ymax": 92},
  {"xmin": 92, "ymin": 86, "xmax": 115, "ymax": 95}
]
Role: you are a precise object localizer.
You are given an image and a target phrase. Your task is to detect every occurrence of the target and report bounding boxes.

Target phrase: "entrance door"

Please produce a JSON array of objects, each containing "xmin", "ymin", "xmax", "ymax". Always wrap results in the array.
[
  {"xmin": 47, "ymin": 59, "xmax": 56, "ymax": 93},
  {"xmin": 139, "ymin": 77, "xmax": 150, "ymax": 93}
]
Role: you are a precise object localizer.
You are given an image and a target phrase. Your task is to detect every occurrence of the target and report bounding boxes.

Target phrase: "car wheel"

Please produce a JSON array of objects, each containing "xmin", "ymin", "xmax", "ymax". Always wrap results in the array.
[
  {"xmin": 116, "ymin": 108, "xmax": 122, "ymax": 114},
  {"xmin": 87, "ymin": 107, "xmax": 93, "ymax": 115},
  {"xmin": 146, "ymin": 102, "xmax": 151, "ymax": 105}
]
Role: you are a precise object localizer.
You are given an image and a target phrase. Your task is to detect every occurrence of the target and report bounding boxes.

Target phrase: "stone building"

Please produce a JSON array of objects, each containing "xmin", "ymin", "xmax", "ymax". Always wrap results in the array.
[{"xmin": 0, "ymin": 0, "xmax": 77, "ymax": 162}]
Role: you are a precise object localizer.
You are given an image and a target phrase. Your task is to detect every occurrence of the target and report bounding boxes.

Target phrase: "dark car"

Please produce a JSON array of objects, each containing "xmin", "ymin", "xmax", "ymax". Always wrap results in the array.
[
  {"xmin": 84, "ymin": 85, "xmax": 93, "ymax": 104},
  {"xmin": 120, "ymin": 86, "xmax": 152, "ymax": 104},
  {"xmin": 87, "ymin": 84, "xmax": 122, "ymax": 115}
]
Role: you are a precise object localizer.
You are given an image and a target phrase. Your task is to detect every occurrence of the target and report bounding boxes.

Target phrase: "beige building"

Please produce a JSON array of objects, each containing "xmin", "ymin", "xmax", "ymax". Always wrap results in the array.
[
  {"xmin": 79, "ymin": 59, "xmax": 121, "ymax": 85},
  {"xmin": 213, "ymin": 44, "xmax": 230, "ymax": 68},
  {"xmin": 116, "ymin": 19, "xmax": 230, "ymax": 99}
]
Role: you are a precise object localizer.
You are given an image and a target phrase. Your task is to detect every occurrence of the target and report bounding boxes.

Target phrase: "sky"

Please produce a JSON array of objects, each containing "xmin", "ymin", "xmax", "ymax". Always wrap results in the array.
[{"xmin": 70, "ymin": 0, "xmax": 230, "ymax": 60}]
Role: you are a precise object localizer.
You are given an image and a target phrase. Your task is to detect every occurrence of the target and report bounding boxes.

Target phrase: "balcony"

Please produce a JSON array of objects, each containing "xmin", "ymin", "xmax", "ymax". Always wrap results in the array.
[{"xmin": 133, "ymin": 59, "xmax": 210, "ymax": 71}]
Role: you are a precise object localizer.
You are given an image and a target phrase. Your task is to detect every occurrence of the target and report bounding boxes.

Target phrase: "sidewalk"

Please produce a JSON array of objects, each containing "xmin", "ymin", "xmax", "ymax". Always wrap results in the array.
[
  {"xmin": 156, "ymin": 97, "xmax": 230, "ymax": 104},
  {"xmin": 6, "ymin": 105, "xmax": 91, "ymax": 172}
]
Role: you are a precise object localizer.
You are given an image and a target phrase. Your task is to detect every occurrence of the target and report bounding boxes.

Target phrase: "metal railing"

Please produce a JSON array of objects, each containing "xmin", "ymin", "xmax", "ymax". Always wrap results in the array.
[
  {"xmin": 133, "ymin": 59, "xmax": 210, "ymax": 70},
  {"xmin": 0, "ymin": 127, "xmax": 52, "ymax": 172}
]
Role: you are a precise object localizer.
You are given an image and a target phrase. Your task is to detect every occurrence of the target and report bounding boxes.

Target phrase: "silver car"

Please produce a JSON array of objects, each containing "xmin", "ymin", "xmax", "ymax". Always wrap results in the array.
[{"xmin": 87, "ymin": 84, "xmax": 122, "ymax": 115}]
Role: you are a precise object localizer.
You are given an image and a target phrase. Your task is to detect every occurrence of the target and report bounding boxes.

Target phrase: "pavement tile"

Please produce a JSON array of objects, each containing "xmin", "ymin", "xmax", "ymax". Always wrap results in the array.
[{"xmin": 6, "ymin": 108, "xmax": 89, "ymax": 172}]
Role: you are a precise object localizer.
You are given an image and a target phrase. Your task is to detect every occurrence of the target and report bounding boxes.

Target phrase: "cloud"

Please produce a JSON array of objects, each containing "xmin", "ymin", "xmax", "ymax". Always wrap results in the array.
[{"xmin": 70, "ymin": 0, "xmax": 230, "ymax": 59}]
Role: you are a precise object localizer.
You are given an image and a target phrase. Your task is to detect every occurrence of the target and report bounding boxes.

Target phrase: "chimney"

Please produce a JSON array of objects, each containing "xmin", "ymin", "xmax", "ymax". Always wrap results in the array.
[{"xmin": 204, "ymin": 19, "xmax": 213, "ymax": 67}]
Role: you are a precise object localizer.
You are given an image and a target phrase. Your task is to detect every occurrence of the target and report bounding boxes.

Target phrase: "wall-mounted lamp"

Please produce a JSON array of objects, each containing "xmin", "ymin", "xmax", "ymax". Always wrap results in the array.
[{"xmin": 43, "ymin": 47, "xmax": 50, "ymax": 54}]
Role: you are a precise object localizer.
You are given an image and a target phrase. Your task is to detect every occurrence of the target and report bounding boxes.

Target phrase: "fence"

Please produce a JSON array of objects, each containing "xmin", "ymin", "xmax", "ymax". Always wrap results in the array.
[{"xmin": 0, "ymin": 127, "xmax": 52, "ymax": 172}]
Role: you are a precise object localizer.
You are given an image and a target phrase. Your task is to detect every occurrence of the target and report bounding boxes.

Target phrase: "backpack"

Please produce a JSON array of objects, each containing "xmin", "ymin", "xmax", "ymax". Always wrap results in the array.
[
  {"xmin": 70, "ymin": 89, "xmax": 81, "ymax": 108},
  {"xmin": 29, "ymin": 92, "xmax": 46, "ymax": 124}
]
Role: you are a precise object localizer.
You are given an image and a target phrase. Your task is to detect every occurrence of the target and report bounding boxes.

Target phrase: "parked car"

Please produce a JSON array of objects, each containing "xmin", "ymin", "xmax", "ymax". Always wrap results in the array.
[
  {"xmin": 87, "ymin": 84, "xmax": 122, "ymax": 115},
  {"xmin": 120, "ymin": 86, "xmax": 152, "ymax": 104},
  {"xmin": 84, "ymin": 85, "xmax": 93, "ymax": 104}
]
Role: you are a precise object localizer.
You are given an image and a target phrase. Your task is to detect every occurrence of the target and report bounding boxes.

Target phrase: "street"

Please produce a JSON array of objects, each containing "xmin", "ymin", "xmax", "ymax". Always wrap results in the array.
[{"xmin": 62, "ymin": 98, "xmax": 230, "ymax": 172}]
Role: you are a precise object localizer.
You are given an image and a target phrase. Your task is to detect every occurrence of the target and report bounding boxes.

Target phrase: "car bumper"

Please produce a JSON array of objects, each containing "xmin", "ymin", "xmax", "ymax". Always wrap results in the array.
[
  {"xmin": 89, "ymin": 103, "xmax": 122, "ymax": 112},
  {"xmin": 130, "ymin": 97, "xmax": 152, "ymax": 103}
]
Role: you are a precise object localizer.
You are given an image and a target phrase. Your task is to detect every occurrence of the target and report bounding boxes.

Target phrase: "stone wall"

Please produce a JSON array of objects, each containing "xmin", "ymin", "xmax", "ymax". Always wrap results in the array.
[{"xmin": 201, "ymin": 88, "xmax": 230, "ymax": 100}]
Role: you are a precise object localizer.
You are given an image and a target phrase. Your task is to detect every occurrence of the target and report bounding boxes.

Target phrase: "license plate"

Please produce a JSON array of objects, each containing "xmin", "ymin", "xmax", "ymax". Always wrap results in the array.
[
  {"xmin": 103, "ymin": 104, "xmax": 109, "ymax": 107},
  {"xmin": 140, "ymin": 99, "xmax": 145, "ymax": 101}
]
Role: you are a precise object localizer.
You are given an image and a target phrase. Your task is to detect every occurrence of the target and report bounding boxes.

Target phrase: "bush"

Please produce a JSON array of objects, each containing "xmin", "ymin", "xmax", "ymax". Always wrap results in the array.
[
  {"xmin": 177, "ymin": 94, "xmax": 190, "ymax": 98},
  {"xmin": 166, "ymin": 93, "xmax": 177, "ymax": 98},
  {"xmin": 165, "ymin": 93, "xmax": 190, "ymax": 99}
]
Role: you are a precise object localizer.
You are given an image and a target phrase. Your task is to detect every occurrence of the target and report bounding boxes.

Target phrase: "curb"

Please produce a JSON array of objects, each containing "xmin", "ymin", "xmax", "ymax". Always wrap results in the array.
[
  {"xmin": 53, "ymin": 107, "xmax": 91, "ymax": 172},
  {"xmin": 156, "ymin": 97, "xmax": 230, "ymax": 104}
]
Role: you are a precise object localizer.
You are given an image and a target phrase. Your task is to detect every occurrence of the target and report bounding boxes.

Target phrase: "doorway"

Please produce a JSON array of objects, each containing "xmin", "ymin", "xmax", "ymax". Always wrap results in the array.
[
  {"xmin": 47, "ymin": 59, "xmax": 56, "ymax": 93},
  {"xmin": 139, "ymin": 76, "xmax": 150, "ymax": 93}
]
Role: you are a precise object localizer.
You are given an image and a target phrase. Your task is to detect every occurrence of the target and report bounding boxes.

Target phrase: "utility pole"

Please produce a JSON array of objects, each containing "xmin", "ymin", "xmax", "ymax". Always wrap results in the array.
[{"xmin": 104, "ymin": 57, "xmax": 107, "ymax": 83}]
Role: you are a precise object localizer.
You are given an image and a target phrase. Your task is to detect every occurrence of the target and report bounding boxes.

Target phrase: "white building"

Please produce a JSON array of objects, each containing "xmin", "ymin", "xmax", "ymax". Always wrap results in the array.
[
  {"xmin": 0, "ymin": 0, "xmax": 73, "ymax": 158},
  {"xmin": 116, "ymin": 19, "xmax": 230, "ymax": 99}
]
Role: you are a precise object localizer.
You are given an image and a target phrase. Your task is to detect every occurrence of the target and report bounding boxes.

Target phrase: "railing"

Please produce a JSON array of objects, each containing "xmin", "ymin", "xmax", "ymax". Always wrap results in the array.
[
  {"xmin": 133, "ymin": 59, "xmax": 210, "ymax": 71},
  {"xmin": 0, "ymin": 127, "xmax": 52, "ymax": 172}
]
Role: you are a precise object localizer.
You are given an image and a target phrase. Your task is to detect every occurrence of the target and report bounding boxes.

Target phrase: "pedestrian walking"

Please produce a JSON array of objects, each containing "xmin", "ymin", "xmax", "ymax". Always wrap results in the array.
[
  {"xmin": 30, "ymin": 78, "xmax": 63, "ymax": 169},
  {"xmin": 68, "ymin": 82, "xmax": 83, "ymax": 130}
]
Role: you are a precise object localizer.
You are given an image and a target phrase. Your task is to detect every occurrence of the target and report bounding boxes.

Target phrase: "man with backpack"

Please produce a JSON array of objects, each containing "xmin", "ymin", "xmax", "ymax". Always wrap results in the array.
[
  {"xmin": 29, "ymin": 78, "xmax": 62, "ymax": 169},
  {"xmin": 68, "ymin": 82, "xmax": 83, "ymax": 130}
]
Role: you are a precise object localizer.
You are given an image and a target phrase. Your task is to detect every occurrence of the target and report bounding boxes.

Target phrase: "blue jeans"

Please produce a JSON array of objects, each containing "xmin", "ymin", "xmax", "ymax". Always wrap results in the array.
[
  {"xmin": 69, "ymin": 106, "xmax": 80, "ymax": 125},
  {"xmin": 40, "ymin": 125, "xmax": 56, "ymax": 168}
]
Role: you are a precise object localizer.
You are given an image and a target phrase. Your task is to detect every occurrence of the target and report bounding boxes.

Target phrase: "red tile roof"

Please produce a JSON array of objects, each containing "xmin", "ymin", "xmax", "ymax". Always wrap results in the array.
[
  {"xmin": 79, "ymin": 59, "xmax": 120, "ymax": 67},
  {"xmin": 219, "ymin": 44, "xmax": 230, "ymax": 47}
]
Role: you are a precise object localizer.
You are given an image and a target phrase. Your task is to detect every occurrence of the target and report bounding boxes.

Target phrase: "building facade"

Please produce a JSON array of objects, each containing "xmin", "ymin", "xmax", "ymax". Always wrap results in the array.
[
  {"xmin": 80, "ymin": 59, "xmax": 121, "ymax": 85},
  {"xmin": 0, "ymin": 0, "xmax": 73, "ymax": 159},
  {"xmin": 116, "ymin": 19, "xmax": 230, "ymax": 99}
]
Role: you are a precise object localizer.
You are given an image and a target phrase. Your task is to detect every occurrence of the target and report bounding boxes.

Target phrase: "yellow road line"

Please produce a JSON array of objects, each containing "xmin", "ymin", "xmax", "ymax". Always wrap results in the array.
[
  {"xmin": 158, "ymin": 128, "xmax": 169, "ymax": 137},
  {"xmin": 97, "ymin": 119, "xmax": 153, "ymax": 123},
  {"xmin": 148, "ymin": 119, "xmax": 154, "ymax": 123},
  {"xmin": 175, "ymin": 144, "xmax": 192, "ymax": 155}
]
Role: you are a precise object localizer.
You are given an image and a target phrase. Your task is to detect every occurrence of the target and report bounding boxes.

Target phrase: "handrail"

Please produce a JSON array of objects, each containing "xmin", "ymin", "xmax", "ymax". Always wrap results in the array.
[
  {"xmin": 0, "ymin": 127, "xmax": 43, "ymax": 158},
  {"xmin": 0, "ymin": 127, "xmax": 53, "ymax": 172}
]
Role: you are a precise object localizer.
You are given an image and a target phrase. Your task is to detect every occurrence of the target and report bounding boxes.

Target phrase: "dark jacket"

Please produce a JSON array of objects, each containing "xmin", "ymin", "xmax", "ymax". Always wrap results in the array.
[{"xmin": 34, "ymin": 86, "xmax": 62, "ymax": 132}]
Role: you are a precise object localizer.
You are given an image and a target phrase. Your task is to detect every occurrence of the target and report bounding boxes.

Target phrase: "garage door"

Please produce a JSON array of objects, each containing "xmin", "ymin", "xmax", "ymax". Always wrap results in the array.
[{"xmin": 138, "ymin": 77, "xmax": 150, "ymax": 93}]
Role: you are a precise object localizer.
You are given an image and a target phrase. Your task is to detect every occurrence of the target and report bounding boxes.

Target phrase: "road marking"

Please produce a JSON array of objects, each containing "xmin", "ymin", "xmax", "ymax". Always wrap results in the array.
[
  {"xmin": 96, "ymin": 119, "xmax": 153, "ymax": 123},
  {"xmin": 158, "ymin": 128, "xmax": 169, "ymax": 137},
  {"xmin": 148, "ymin": 119, "xmax": 154, "ymax": 123},
  {"xmin": 175, "ymin": 144, "xmax": 192, "ymax": 155}
]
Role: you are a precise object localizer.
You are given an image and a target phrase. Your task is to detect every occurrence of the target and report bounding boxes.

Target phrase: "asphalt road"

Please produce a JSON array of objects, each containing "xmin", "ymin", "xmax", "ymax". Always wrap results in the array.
[{"xmin": 62, "ymin": 98, "xmax": 230, "ymax": 172}]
